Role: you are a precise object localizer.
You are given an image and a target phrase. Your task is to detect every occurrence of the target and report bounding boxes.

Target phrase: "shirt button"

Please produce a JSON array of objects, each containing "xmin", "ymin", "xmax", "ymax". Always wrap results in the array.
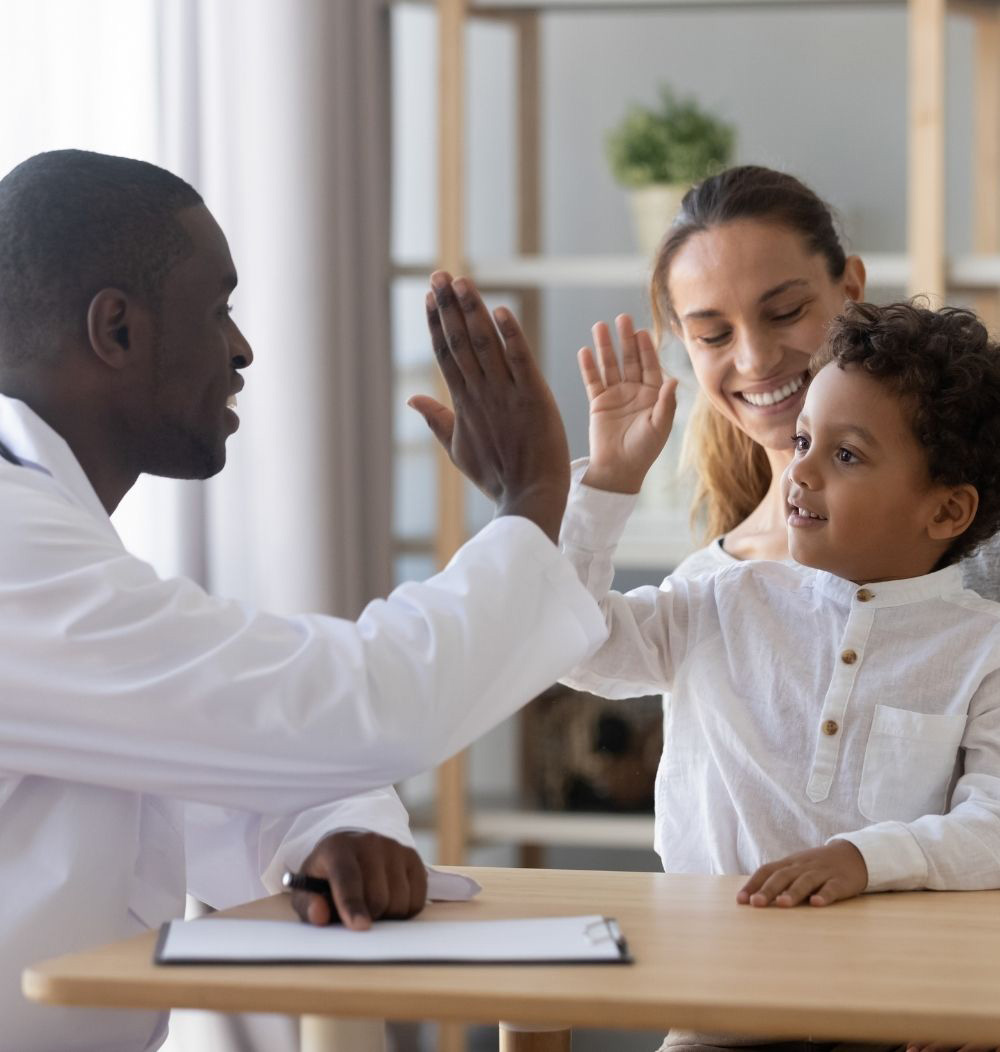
[
  {"xmin": 841, "ymin": 649, "xmax": 858, "ymax": 665},
  {"xmin": 822, "ymin": 720, "xmax": 840, "ymax": 736},
  {"xmin": 856, "ymin": 588, "xmax": 874, "ymax": 602}
]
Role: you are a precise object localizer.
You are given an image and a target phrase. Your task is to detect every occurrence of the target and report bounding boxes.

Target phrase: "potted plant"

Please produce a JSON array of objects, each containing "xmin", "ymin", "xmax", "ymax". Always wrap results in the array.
[{"xmin": 606, "ymin": 86, "xmax": 735, "ymax": 258}]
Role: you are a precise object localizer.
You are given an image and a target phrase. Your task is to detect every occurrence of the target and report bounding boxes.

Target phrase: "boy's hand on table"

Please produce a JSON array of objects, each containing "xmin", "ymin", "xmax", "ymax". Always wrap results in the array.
[
  {"xmin": 737, "ymin": 840, "xmax": 868, "ymax": 907},
  {"xmin": 290, "ymin": 831, "xmax": 428, "ymax": 930}
]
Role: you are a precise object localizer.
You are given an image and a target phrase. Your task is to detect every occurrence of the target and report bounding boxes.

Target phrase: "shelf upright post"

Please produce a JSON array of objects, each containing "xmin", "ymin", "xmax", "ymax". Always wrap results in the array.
[
  {"xmin": 973, "ymin": 5, "xmax": 1000, "ymax": 334},
  {"xmin": 907, "ymin": 0, "xmax": 947, "ymax": 300},
  {"xmin": 512, "ymin": 8, "xmax": 545, "ymax": 871},
  {"xmin": 435, "ymin": 7, "xmax": 471, "ymax": 1049},
  {"xmin": 434, "ymin": 0, "xmax": 470, "ymax": 879}
]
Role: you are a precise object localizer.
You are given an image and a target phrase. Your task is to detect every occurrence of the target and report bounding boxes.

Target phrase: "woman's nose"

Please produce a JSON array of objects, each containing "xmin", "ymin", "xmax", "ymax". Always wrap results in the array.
[{"xmin": 733, "ymin": 331, "xmax": 782, "ymax": 378}]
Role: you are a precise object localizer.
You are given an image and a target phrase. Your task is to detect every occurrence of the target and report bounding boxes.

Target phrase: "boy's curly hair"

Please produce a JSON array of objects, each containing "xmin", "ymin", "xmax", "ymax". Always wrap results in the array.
[{"xmin": 811, "ymin": 301, "xmax": 1000, "ymax": 565}]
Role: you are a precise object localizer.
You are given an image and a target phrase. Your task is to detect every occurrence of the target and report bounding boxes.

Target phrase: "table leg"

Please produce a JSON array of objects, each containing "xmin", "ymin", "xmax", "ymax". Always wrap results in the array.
[
  {"xmin": 300, "ymin": 1016, "xmax": 386, "ymax": 1052},
  {"xmin": 499, "ymin": 1021, "xmax": 572, "ymax": 1052}
]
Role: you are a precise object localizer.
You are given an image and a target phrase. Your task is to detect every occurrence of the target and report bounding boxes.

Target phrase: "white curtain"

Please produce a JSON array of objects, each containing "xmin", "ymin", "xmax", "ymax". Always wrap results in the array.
[{"xmin": 118, "ymin": 0, "xmax": 394, "ymax": 619}]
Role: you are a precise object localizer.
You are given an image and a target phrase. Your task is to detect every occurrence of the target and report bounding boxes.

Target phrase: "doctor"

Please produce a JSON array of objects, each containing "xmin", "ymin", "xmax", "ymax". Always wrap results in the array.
[{"xmin": 0, "ymin": 149, "xmax": 606, "ymax": 1052}]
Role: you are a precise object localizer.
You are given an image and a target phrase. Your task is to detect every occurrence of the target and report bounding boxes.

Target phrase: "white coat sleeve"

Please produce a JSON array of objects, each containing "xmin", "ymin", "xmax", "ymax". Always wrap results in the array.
[
  {"xmin": 833, "ymin": 667, "xmax": 1000, "ymax": 892},
  {"xmin": 184, "ymin": 787, "xmax": 414, "ymax": 911},
  {"xmin": 557, "ymin": 461, "xmax": 695, "ymax": 699},
  {"xmin": 0, "ymin": 470, "xmax": 608, "ymax": 813}
]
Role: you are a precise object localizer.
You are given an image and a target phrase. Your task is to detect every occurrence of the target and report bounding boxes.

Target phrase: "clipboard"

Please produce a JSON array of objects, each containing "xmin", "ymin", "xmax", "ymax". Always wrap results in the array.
[{"xmin": 154, "ymin": 913, "xmax": 632, "ymax": 965}]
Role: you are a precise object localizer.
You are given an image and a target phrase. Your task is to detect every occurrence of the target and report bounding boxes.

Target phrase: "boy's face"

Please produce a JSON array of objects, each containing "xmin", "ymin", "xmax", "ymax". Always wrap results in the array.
[{"xmin": 780, "ymin": 363, "xmax": 955, "ymax": 583}]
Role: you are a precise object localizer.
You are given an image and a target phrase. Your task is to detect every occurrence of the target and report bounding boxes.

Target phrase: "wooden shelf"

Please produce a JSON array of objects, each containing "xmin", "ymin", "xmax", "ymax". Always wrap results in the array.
[
  {"xmin": 394, "ymin": 253, "xmax": 1000, "ymax": 291},
  {"xmin": 411, "ymin": 799, "xmax": 656, "ymax": 850},
  {"xmin": 398, "ymin": 0, "xmax": 942, "ymax": 11}
]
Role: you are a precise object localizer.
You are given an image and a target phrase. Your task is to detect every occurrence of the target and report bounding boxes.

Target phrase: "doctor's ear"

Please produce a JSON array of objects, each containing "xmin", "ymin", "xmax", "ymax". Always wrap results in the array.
[
  {"xmin": 86, "ymin": 289, "xmax": 148, "ymax": 368},
  {"xmin": 927, "ymin": 484, "xmax": 979, "ymax": 543}
]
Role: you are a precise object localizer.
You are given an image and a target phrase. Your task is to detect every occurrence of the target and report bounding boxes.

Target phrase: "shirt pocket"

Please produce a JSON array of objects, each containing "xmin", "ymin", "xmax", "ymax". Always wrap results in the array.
[{"xmin": 858, "ymin": 704, "xmax": 966, "ymax": 823}]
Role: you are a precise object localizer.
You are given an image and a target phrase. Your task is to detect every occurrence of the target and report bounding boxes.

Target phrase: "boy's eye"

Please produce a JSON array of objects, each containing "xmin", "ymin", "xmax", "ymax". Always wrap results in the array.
[
  {"xmin": 217, "ymin": 303, "xmax": 234, "ymax": 320},
  {"xmin": 792, "ymin": 433, "xmax": 809, "ymax": 453},
  {"xmin": 836, "ymin": 447, "xmax": 859, "ymax": 464}
]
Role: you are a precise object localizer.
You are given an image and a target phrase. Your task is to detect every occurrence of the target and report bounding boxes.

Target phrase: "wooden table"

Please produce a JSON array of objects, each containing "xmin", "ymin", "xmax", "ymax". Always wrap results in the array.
[{"xmin": 22, "ymin": 867, "xmax": 1000, "ymax": 1051}]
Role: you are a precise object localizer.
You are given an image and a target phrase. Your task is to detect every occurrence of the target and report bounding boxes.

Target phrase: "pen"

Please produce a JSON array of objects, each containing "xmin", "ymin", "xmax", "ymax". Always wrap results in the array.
[{"xmin": 282, "ymin": 870, "xmax": 331, "ymax": 898}]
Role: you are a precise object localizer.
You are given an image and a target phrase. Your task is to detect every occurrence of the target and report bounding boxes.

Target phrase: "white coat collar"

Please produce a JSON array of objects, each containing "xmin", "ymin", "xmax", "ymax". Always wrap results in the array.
[{"xmin": 0, "ymin": 393, "xmax": 113, "ymax": 529}]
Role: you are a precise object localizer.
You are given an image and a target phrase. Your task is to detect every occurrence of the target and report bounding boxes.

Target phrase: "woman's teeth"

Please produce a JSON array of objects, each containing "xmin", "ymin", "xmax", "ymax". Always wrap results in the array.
[
  {"xmin": 226, "ymin": 395, "xmax": 238, "ymax": 409},
  {"xmin": 795, "ymin": 507, "xmax": 825, "ymax": 520},
  {"xmin": 741, "ymin": 373, "xmax": 806, "ymax": 408}
]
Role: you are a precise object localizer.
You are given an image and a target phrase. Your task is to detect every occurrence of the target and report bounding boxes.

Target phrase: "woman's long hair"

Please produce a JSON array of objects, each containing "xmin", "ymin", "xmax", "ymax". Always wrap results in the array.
[{"xmin": 649, "ymin": 166, "xmax": 848, "ymax": 542}]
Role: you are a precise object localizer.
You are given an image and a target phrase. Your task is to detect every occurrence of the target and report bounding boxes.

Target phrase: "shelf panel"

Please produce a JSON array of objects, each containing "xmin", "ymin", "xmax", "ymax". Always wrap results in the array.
[
  {"xmin": 411, "ymin": 800, "xmax": 656, "ymax": 850},
  {"xmin": 397, "ymin": 0, "xmax": 924, "ymax": 10},
  {"xmin": 393, "ymin": 253, "xmax": 1000, "ymax": 290}
]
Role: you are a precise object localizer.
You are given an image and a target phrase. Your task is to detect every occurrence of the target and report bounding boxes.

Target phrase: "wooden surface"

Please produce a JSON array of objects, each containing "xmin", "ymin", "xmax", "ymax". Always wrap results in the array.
[{"xmin": 23, "ymin": 867, "xmax": 1000, "ymax": 1044}]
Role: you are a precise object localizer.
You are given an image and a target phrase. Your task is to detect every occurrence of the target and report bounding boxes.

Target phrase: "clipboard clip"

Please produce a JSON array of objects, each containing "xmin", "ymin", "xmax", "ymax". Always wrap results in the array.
[{"xmin": 583, "ymin": 916, "xmax": 630, "ymax": 958}]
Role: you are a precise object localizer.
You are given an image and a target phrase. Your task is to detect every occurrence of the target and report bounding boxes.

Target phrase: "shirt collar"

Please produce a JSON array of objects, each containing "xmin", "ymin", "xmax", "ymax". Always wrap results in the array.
[
  {"xmin": 812, "ymin": 562, "xmax": 966, "ymax": 608},
  {"xmin": 0, "ymin": 394, "xmax": 113, "ymax": 528}
]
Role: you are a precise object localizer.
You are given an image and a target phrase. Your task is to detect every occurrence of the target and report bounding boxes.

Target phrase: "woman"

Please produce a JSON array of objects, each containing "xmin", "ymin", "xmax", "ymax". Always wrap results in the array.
[{"xmin": 617, "ymin": 165, "xmax": 1000, "ymax": 596}]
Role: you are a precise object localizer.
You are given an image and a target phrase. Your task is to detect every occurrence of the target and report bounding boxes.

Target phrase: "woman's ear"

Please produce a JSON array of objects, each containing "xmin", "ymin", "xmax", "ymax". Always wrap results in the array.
[
  {"xmin": 842, "ymin": 255, "xmax": 867, "ymax": 304},
  {"xmin": 927, "ymin": 484, "xmax": 979, "ymax": 542},
  {"xmin": 86, "ymin": 288, "xmax": 145, "ymax": 369}
]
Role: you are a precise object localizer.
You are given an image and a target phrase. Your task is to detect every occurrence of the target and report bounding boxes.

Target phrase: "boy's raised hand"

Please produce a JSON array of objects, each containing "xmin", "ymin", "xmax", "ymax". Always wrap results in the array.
[
  {"xmin": 409, "ymin": 272, "xmax": 570, "ymax": 545},
  {"xmin": 737, "ymin": 840, "xmax": 868, "ymax": 908},
  {"xmin": 578, "ymin": 314, "xmax": 677, "ymax": 494}
]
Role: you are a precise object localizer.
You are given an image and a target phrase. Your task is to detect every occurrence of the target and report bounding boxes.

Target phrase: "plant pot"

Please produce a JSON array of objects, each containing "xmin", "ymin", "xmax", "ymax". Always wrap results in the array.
[{"xmin": 628, "ymin": 183, "xmax": 689, "ymax": 259}]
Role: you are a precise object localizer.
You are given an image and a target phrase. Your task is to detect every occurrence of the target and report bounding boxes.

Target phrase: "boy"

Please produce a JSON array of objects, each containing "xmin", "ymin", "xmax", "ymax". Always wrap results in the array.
[{"xmin": 561, "ymin": 300, "xmax": 1000, "ymax": 911}]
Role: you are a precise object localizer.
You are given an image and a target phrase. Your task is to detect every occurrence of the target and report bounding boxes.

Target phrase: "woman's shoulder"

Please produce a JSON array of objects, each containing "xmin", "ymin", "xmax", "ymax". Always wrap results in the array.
[{"xmin": 962, "ymin": 535, "xmax": 1000, "ymax": 603}]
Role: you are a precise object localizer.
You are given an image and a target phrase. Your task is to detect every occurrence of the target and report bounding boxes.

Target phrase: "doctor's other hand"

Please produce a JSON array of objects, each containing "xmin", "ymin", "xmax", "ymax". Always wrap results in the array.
[
  {"xmin": 579, "ymin": 314, "xmax": 677, "ymax": 495},
  {"xmin": 409, "ymin": 272, "xmax": 570, "ymax": 545},
  {"xmin": 291, "ymin": 831, "xmax": 428, "ymax": 930},
  {"xmin": 736, "ymin": 839, "xmax": 868, "ymax": 908}
]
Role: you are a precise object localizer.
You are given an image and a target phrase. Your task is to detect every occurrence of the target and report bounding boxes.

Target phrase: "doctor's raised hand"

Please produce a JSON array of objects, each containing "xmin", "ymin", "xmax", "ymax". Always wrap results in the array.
[
  {"xmin": 409, "ymin": 272, "xmax": 570, "ymax": 545},
  {"xmin": 578, "ymin": 314, "xmax": 678, "ymax": 495}
]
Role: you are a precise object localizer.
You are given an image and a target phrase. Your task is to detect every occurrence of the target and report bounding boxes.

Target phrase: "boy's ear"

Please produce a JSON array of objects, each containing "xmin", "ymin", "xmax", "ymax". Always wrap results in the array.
[
  {"xmin": 85, "ymin": 288, "xmax": 150, "ymax": 369},
  {"xmin": 927, "ymin": 484, "xmax": 979, "ymax": 542}
]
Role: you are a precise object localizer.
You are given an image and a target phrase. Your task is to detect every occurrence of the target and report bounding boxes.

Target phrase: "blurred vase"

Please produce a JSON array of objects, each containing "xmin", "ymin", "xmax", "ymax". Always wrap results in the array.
[{"xmin": 628, "ymin": 183, "xmax": 688, "ymax": 259}]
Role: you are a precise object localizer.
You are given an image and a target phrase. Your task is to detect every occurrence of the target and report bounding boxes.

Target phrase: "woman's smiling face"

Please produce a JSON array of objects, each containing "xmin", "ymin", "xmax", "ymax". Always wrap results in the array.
[{"xmin": 668, "ymin": 219, "xmax": 865, "ymax": 454}]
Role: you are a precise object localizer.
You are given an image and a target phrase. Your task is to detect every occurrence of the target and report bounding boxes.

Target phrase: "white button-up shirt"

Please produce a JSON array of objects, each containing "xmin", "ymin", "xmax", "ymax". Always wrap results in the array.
[
  {"xmin": 0, "ymin": 396, "xmax": 607, "ymax": 1052},
  {"xmin": 560, "ymin": 469, "xmax": 1000, "ymax": 895}
]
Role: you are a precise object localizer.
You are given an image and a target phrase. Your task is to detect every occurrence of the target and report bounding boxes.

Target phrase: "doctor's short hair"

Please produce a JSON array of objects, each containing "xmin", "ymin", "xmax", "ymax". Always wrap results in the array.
[
  {"xmin": 0, "ymin": 149, "xmax": 203, "ymax": 366},
  {"xmin": 811, "ymin": 300, "xmax": 1000, "ymax": 564}
]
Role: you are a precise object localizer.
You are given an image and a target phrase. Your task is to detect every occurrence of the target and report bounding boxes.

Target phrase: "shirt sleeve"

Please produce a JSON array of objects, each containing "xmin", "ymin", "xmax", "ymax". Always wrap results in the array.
[
  {"xmin": 184, "ymin": 787, "xmax": 414, "ymax": 911},
  {"xmin": 557, "ymin": 460, "xmax": 697, "ymax": 699},
  {"xmin": 0, "ymin": 474, "xmax": 608, "ymax": 813},
  {"xmin": 831, "ymin": 666, "xmax": 1000, "ymax": 892}
]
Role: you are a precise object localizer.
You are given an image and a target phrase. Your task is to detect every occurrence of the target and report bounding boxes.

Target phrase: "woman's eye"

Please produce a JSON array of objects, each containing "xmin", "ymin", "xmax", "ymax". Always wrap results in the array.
[
  {"xmin": 699, "ymin": 330, "xmax": 731, "ymax": 347},
  {"xmin": 772, "ymin": 304, "xmax": 806, "ymax": 323},
  {"xmin": 217, "ymin": 303, "xmax": 234, "ymax": 320}
]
